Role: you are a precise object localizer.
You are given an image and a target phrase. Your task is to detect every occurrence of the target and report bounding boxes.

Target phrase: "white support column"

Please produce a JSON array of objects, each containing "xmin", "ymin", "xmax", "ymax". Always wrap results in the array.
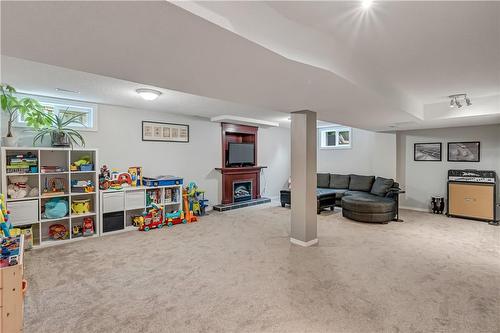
[{"xmin": 290, "ymin": 110, "xmax": 318, "ymax": 247}]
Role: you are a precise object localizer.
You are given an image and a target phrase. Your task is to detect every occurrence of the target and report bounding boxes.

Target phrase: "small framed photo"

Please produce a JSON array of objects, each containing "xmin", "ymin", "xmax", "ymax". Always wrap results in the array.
[
  {"xmin": 142, "ymin": 121, "xmax": 189, "ymax": 143},
  {"xmin": 414, "ymin": 142, "xmax": 442, "ymax": 161},
  {"xmin": 448, "ymin": 142, "xmax": 480, "ymax": 162}
]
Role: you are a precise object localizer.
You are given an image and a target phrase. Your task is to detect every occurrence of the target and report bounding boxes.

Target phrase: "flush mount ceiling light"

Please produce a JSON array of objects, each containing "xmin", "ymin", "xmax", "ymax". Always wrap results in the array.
[
  {"xmin": 361, "ymin": 0, "xmax": 373, "ymax": 9},
  {"xmin": 136, "ymin": 88, "xmax": 162, "ymax": 101},
  {"xmin": 449, "ymin": 93, "xmax": 472, "ymax": 109}
]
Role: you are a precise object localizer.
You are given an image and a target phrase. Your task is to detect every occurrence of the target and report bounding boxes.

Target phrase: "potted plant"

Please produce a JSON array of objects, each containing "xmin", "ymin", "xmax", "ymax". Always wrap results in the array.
[
  {"xmin": 0, "ymin": 84, "xmax": 48, "ymax": 146},
  {"xmin": 32, "ymin": 110, "xmax": 86, "ymax": 147}
]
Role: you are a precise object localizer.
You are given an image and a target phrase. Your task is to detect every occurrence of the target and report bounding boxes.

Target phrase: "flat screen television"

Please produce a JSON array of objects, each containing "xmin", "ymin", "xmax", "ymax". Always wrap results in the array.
[{"xmin": 228, "ymin": 143, "xmax": 255, "ymax": 166}]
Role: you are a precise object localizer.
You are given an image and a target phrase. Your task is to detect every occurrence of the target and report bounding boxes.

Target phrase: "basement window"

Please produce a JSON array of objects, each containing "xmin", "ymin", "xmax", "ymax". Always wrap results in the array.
[
  {"xmin": 319, "ymin": 127, "xmax": 351, "ymax": 149},
  {"xmin": 14, "ymin": 94, "xmax": 98, "ymax": 131}
]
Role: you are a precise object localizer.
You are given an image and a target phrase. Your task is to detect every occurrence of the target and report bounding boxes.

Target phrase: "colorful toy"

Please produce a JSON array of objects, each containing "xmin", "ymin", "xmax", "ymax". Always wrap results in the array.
[
  {"xmin": 0, "ymin": 194, "xmax": 13, "ymax": 237},
  {"xmin": 19, "ymin": 226, "xmax": 33, "ymax": 250},
  {"xmin": 82, "ymin": 217, "xmax": 94, "ymax": 236},
  {"xmin": 72, "ymin": 155, "xmax": 93, "ymax": 171},
  {"xmin": 117, "ymin": 173, "xmax": 132, "ymax": 186},
  {"xmin": 72, "ymin": 224, "xmax": 82, "ymax": 238},
  {"xmin": 138, "ymin": 204, "xmax": 164, "ymax": 231},
  {"xmin": 128, "ymin": 167, "xmax": 143, "ymax": 187},
  {"xmin": 71, "ymin": 180, "xmax": 95, "ymax": 193},
  {"xmin": 185, "ymin": 182, "xmax": 208, "ymax": 216},
  {"xmin": 143, "ymin": 176, "xmax": 183, "ymax": 187},
  {"xmin": 43, "ymin": 198, "xmax": 69, "ymax": 219},
  {"xmin": 1, "ymin": 235, "xmax": 21, "ymax": 268},
  {"xmin": 71, "ymin": 199, "xmax": 91, "ymax": 214},
  {"xmin": 42, "ymin": 177, "xmax": 66, "ymax": 197},
  {"xmin": 48, "ymin": 224, "xmax": 68, "ymax": 240},
  {"xmin": 109, "ymin": 183, "xmax": 123, "ymax": 190},
  {"xmin": 182, "ymin": 190, "xmax": 197, "ymax": 223},
  {"xmin": 165, "ymin": 210, "xmax": 186, "ymax": 227},
  {"xmin": 99, "ymin": 165, "xmax": 111, "ymax": 190},
  {"xmin": 131, "ymin": 215, "xmax": 144, "ymax": 227}
]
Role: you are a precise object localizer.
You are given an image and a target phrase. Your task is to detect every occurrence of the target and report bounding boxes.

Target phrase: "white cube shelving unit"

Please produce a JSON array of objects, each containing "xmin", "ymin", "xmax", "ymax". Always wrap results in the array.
[
  {"xmin": 1, "ymin": 147, "xmax": 99, "ymax": 247},
  {"xmin": 100, "ymin": 184, "xmax": 183, "ymax": 235}
]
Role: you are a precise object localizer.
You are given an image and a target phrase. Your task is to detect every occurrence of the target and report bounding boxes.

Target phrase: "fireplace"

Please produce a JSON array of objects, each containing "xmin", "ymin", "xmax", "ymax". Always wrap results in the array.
[{"xmin": 233, "ymin": 180, "xmax": 252, "ymax": 203}]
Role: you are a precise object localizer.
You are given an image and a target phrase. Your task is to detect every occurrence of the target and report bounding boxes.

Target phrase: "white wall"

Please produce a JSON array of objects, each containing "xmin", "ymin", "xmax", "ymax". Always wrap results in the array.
[
  {"xmin": 317, "ymin": 127, "xmax": 397, "ymax": 179},
  {"xmin": 4, "ymin": 104, "xmax": 290, "ymax": 204},
  {"xmin": 396, "ymin": 124, "xmax": 500, "ymax": 211}
]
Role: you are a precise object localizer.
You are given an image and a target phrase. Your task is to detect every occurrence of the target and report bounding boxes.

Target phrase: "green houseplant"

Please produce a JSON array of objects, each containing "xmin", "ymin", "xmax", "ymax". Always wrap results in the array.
[
  {"xmin": 0, "ymin": 84, "xmax": 48, "ymax": 146},
  {"xmin": 32, "ymin": 110, "xmax": 86, "ymax": 147}
]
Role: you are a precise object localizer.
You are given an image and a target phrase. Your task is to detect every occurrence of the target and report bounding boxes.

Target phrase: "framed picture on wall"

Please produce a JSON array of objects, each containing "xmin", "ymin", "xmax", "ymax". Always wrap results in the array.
[
  {"xmin": 142, "ymin": 121, "xmax": 189, "ymax": 143},
  {"xmin": 447, "ymin": 141, "xmax": 480, "ymax": 162},
  {"xmin": 414, "ymin": 142, "xmax": 442, "ymax": 161}
]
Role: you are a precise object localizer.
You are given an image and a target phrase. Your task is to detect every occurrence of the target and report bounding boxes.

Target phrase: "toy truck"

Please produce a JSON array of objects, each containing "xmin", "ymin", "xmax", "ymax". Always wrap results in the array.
[
  {"xmin": 165, "ymin": 211, "xmax": 186, "ymax": 227},
  {"xmin": 138, "ymin": 205, "xmax": 164, "ymax": 231}
]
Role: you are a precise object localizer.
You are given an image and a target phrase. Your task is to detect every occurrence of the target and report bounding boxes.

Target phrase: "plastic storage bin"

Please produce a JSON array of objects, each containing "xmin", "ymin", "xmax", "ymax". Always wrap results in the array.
[{"xmin": 103, "ymin": 211, "xmax": 124, "ymax": 233}]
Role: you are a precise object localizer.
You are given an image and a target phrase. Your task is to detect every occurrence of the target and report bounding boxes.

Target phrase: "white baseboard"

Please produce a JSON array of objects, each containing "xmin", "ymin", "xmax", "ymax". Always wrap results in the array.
[{"xmin": 290, "ymin": 237, "xmax": 319, "ymax": 247}]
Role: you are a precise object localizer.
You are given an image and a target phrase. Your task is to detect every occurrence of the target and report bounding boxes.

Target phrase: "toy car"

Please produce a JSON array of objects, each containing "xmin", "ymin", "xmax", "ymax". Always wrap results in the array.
[{"xmin": 165, "ymin": 211, "xmax": 186, "ymax": 227}]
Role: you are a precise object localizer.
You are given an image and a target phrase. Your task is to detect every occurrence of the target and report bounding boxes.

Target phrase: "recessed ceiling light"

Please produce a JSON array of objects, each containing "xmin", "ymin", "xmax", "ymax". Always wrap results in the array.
[
  {"xmin": 56, "ymin": 87, "xmax": 80, "ymax": 94},
  {"xmin": 136, "ymin": 88, "xmax": 162, "ymax": 101},
  {"xmin": 361, "ymin": 0, "xmax": 373, "ymax": 9}
]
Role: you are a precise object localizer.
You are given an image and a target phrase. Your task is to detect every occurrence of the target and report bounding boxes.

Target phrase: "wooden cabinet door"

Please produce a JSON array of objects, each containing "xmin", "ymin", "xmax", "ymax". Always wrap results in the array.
[{"xmin": 448, "ymin": 183, "xmax": 494, "ymax": 220}]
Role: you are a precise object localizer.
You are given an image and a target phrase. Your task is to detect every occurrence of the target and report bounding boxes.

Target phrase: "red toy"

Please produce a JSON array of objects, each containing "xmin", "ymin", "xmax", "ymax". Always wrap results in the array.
[
  {"xmin": 138, "ymin": 205, "xmax": 164, "ymax": 231},
  {"xmin": 48, "ymin": 224, "xmax": 68, "ymax": 240},
  {"xmin": 82, "ymin": 217, "xmax": 94, "ymax": 237},
  {"xmin": 165, "ymin": 210, "xmax": 186, "ymax": 227}
]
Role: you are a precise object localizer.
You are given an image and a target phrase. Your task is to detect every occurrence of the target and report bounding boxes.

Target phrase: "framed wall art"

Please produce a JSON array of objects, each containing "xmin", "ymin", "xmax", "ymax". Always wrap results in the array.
[
  {"xmin": 142, "ymin": 121, "xmax": 189, "ymax": 143},
  {"xmin": 447, "ymin": 141, "xmax": 480, "ymax": 162},
  {"xmin": 414, "ymin": 142, "xmax": 442, "ymax": 161}
]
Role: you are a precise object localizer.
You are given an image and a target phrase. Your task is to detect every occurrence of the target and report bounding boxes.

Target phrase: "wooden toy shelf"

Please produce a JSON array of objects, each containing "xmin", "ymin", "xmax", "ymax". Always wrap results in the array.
[
  {"xmin": 1, "ymin": 235, "xmax": 25, "ymax": 332},
  {"xmin": 1, "ymin": 147, "xmax": 99, "ymax": 248}
]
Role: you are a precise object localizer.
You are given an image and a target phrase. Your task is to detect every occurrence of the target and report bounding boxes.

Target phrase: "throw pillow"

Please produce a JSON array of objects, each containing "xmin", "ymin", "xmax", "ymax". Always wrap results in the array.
[
  {"xmin": 349, "ymin": 175, "xmax": 375, "ymax": 192},
  {"xmin": 317, "ymin": 173, "xmax": 330, "ymax": 188},
  {"xmin": 370, "ymin": 177, "xmax": 395, "ymax": 197},
  {"xmin": 329, "ymin": 174, "xmax": 350, "ymax": 189}
]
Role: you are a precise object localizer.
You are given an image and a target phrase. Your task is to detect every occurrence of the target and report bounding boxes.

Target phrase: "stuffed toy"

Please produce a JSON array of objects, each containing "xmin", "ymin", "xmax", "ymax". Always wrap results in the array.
[
  {"xmin": 7, "ymin": 175, "xmax": 38, "ymax": 199},
  {"xmin": 7, "ymin": 176, "xmax": 31, "ymax": 199}
]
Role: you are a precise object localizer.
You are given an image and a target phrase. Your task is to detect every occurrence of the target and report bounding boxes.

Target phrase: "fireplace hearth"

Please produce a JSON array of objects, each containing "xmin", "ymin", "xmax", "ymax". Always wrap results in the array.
[{"xmin": 233, "ymin": 181, "xmax": 252, "ymax": 202}]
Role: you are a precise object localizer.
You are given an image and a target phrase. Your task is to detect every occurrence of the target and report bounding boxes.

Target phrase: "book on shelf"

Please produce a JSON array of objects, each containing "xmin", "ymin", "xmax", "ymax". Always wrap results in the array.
[
  {"xmin": 165, "ymin": 188, "xmax": 172, "ymax": 203},
  {"xmin": 41, "ymin": 166, "xmax": 65, "ymax": 173}
]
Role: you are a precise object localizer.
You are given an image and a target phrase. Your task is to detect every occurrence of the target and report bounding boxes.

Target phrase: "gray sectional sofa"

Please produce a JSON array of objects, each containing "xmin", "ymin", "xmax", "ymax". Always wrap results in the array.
[{"xmin": 317, "ymin": 173, "xmax": 402, "ymax": 223}]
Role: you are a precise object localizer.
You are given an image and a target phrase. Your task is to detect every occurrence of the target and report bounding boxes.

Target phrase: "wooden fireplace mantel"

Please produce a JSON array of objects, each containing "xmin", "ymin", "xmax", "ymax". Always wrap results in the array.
[
  {"xmin": 215, "ymin": 166, "xmax": 267, "ymax": 204},
  {"xmin": 215, "ymin": 166, "xmax": 267, "ymax": 174}
]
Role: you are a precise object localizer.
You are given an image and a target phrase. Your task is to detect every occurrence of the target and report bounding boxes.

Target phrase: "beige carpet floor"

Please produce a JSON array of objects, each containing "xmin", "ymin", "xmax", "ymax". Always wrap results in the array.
[{"xmin": 24, "ymin": 204, "xmax": 500, "ymax": 333}]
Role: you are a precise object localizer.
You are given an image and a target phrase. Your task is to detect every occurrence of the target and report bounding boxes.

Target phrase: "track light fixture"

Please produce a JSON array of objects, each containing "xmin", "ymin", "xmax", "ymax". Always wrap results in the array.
[{"xmin": 449, "ymin": 94, "xmax": 471, "ymax": 109}]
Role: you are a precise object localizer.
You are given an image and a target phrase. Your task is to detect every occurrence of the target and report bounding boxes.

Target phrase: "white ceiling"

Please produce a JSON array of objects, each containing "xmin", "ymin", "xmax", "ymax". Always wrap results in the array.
[
  {"xmin": 1, "ymin": 1, "xmax": 499, "ymax": 132},
  {"xmin": 1, "ymin": 56, "xmax": 292, "ymax": 127},
  {"xmin": 267, "ymin": 1, "xmax": 500, "ymax": 103}
]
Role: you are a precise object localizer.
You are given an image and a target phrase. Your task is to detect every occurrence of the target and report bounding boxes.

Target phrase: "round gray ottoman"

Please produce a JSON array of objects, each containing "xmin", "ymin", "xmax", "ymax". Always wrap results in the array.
[{"xmin": 341, "ymin": 195, "xmax": 396, "ymax": 223}]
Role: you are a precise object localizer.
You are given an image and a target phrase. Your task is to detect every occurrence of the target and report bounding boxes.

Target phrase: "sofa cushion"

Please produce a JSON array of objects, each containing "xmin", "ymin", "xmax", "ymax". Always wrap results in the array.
[
  {"xmin": 318, "ymin": 188, "xmax": 348, "ymax": 198},
  {"xmin": 348, "ymin": 175, "xmax": 375, "ymax": 192},
  {"xmin": 344, "ymin": 190, "xmax": 375, "ymax": 198},
  {"xmin": 317, "ymin": 173, "xmax": 330, "ymax": 188},
  {"xmin": 329, "ymin": 174, "xmax": 350, "ymax": 189},
  {"xmin": 370, "ymin": 177, "xmax": 395, "ymax": 197},
  {"xmin": 342, "ymin": 195, "xmax": 396, "ymax": 213}
]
